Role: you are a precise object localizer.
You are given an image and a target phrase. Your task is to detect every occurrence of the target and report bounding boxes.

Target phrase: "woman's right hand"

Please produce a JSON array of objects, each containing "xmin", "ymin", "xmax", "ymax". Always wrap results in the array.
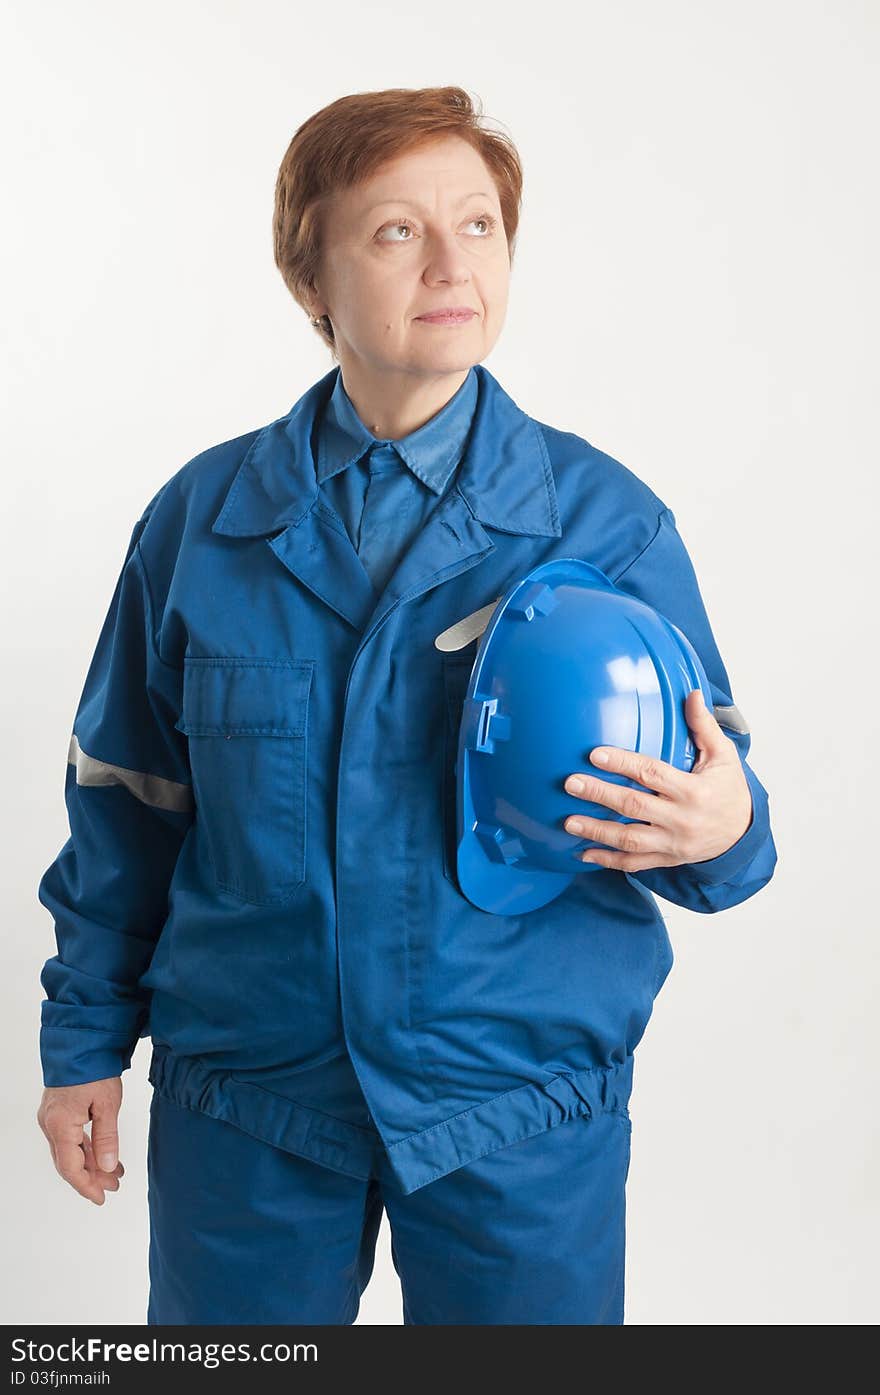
[{"xmin": 37, "ymin": 1077, "xmax": 126, "ymax": 1205}]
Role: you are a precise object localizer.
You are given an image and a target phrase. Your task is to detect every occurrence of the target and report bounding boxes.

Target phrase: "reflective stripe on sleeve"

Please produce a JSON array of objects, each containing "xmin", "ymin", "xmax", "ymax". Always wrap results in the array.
[
  {"xmin": 68, "ymin": 733, "xmax": 194, "ymax": 813},
  {"xmin": 713, "ymin": 704, "xmax": 750, "ymax": 735}
]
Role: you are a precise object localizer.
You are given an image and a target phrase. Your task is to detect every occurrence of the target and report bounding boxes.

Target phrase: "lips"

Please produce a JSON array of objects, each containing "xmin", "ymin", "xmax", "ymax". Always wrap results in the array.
[{"xmin": 415, "ymin": 308, "xmax": 477, "ymax": 324}]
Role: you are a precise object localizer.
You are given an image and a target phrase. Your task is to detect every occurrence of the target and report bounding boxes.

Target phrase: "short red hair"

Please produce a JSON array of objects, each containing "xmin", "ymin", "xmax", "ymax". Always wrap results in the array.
[{"xmin": 272, "ymin": 86, "xmax": 523, "ymax": 358}]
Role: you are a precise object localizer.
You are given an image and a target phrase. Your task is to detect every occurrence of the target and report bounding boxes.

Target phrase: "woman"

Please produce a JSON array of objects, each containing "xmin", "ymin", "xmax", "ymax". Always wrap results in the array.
[{"xmin": 36, "ymin": 86, "xmax": 776, "ymax": 1325}]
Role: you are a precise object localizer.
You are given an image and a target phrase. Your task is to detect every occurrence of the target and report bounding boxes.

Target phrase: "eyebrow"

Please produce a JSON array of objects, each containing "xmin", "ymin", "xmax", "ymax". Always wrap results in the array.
[{"xmin": 364, "ymin": 191, "xmax": 494, "ymax": 215}]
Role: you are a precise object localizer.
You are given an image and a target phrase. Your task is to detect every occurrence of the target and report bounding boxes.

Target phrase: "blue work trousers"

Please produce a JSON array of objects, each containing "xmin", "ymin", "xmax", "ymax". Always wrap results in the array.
[{"xmin": 145, "ymin": 1054, "xmax": 633, "ymax": 1326}]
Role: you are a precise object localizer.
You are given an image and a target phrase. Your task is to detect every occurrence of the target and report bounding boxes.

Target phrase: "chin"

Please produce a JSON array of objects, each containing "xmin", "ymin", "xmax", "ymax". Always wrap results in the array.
[{"xmin": 410, "ymin": 342, "xmax": 483, "ymax": 370}]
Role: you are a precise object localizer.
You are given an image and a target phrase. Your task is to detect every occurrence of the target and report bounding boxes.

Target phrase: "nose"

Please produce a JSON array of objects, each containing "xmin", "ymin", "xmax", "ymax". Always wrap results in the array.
[{"xmin": 421, "ymin": 231, "xmax": 473, "ymax": 286}]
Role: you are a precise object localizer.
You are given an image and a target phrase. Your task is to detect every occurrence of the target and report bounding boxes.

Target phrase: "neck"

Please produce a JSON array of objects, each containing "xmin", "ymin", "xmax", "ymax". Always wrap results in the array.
[{"xmin": 338, "ymin": 362, "xmax": 471, "ymax": 440}]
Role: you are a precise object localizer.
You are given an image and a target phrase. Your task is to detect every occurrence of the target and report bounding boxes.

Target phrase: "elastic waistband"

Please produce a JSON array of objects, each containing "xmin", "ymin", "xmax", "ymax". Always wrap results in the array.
[
  {"xmin": 147, "ymin": 1046, "xmax": 634, "ymax": 1196},
  {"xmin": 148, "ymin": 1046, "xmax": 396, "ymax": 1186},
  {"xmin": 385, "ymin": 1054, "xmax": 634, "ymax": 1193}
]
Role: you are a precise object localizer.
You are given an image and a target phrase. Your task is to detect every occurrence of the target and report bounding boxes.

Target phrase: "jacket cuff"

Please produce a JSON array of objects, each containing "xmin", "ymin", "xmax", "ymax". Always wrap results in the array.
[
  {"xmin": 686, "ymin": 762, "xmax": 770, "ymax": 887},
  {"xmin": 40, "ymin": 1004, "xmax": 143, "ymax": 1087}
]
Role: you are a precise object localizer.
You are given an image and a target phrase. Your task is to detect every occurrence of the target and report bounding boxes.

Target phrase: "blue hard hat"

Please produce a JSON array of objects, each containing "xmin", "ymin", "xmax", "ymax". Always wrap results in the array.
[{"xmin": 451, "ymin": 557, "xmax": 714, "ymax": 914}]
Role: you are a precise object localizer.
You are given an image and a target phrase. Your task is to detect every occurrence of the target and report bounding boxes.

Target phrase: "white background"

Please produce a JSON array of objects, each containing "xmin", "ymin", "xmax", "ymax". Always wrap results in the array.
[{"xmin": 4, "ymin": 0, "xmax": 877, "ymax": 1325}]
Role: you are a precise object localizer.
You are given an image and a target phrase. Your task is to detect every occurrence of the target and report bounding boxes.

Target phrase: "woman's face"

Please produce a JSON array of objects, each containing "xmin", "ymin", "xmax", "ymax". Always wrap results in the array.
[{"xmin": 310, "ymin": 135, "xmax": 511, "ymax": 380}]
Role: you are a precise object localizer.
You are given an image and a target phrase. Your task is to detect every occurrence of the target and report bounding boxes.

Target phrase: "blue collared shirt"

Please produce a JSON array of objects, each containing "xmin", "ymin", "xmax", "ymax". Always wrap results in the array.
[{"xmin": 314, "ymin": 365, "xmax": 478, "ymax": 598}]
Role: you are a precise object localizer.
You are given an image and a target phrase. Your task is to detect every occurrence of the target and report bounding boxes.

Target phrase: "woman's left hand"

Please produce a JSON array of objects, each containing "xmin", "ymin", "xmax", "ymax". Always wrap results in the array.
[{"xmin": 563, "ymin": 689, "xmax": 754, "ymax": 871}]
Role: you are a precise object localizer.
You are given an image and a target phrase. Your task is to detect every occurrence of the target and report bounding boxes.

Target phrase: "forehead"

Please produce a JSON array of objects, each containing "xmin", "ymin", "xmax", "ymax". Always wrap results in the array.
[{"xmin": 334, "ymin": 137, "xmax": 496, "ymax": 216}]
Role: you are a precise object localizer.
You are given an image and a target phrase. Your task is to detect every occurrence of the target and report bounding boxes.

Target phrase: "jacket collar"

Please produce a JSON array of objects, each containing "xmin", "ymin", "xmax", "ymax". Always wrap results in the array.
[
  {"xmin": 211, "ymin": 364, "xmax": 561, "ymax": 540},
  {"xmin": 316, "ymin": 363, "xmax": 478, "ymax": 496}
]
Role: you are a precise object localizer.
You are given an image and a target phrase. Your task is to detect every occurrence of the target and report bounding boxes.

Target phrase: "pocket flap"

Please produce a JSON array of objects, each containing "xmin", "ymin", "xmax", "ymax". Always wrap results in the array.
[{"xmin": 175, "ymin": 657, "xmax": 314, "ymax": 737}]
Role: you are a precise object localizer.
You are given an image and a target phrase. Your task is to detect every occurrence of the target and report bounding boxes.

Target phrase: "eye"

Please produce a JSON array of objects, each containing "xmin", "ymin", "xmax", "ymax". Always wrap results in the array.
[
  {"xmin": 375, "ymin": 212, "xmax": 499, "ymax": 243},
  {"xmin": 466, "ymin": 213, "xmax": 498, "ymax": 236},
  {"xmin": 377, "ymin": 219, "xmax": 417, "ymax": 242}
]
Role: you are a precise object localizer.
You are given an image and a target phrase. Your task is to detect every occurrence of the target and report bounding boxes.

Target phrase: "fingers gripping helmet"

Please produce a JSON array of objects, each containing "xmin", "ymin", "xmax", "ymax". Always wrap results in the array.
[{"xmin": 450, "ymin": 558, "xmax": 714, "ymax": 915}]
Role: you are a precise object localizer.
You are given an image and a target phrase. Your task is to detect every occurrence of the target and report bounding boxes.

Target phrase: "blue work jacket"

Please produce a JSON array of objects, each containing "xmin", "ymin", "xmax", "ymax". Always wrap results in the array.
[{"xmin": 37, "ymin": 363, "xmax": 777, "ymax": 1195}]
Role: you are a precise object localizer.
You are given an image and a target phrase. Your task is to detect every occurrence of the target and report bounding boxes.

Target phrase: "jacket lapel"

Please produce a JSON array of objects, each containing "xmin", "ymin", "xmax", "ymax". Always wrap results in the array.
[{"xmin": 210, "ymin": 364, "xmax": 562, "ymax": 637}]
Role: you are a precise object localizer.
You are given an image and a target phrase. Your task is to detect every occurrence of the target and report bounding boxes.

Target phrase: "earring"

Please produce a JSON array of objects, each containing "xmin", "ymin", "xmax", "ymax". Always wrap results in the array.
[{"xmin": 310, "ymin": 314, "xmax": 326, "ymax": 328}]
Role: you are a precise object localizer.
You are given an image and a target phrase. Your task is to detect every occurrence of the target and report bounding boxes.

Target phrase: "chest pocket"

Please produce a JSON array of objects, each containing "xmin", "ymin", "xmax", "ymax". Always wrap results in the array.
[
  {"xmin": 441, "ymin": 646, "xmax": 478, "ymax": 887},
  {"xmin": 175, "ymin": 657, "xmax": 315, "ymax": 905}
]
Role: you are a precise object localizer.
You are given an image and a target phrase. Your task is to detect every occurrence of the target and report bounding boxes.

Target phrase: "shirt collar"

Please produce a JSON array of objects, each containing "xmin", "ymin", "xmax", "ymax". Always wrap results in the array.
[
  {"xmin": 315, "ymin": 366, "xmax": 478, "ymax": 496},
  {"xmin": 212, "ymin": 363, "xmax": 561, "ymax": 540}
]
